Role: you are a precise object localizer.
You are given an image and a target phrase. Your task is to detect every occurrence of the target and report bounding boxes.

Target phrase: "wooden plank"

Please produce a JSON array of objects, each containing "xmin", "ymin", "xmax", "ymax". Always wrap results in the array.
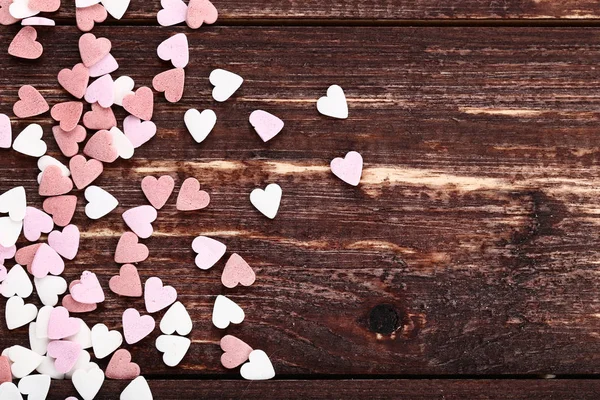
[{"xmin": 1, "ymin": 26, "xmax": 600, "ymax": 379}]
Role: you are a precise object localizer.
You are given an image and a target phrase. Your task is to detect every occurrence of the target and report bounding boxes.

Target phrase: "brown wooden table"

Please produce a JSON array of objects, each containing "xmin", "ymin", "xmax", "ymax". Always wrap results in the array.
[{"xmin": 2, "ymin": 1, "xmax": 600, "ymax": 399}]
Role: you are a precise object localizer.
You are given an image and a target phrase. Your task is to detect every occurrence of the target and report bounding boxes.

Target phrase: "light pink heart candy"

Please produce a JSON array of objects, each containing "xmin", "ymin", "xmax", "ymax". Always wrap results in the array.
[
  {"xmin": 23, "ymin": 206, "xmax": 53, "ymax": 242},
  {"xmin": 47, "ymin": 340, "xmax": 82, "ymax": 374},
  {"xmin": 249, "ymin": 110, "xmax": 284, "ymax": 142},
  {"xmin": 48, "ymin": 224, "xmax": 80, "ymax": 260},
  {"xmin": 157, "ymin": 33, "xmax": 189, "ymax": 69},
  {"xmin": 330, "ymin": 151, "xmax": 363, "ymax": 186},
  {"xmin": 48, "ymin": 306, "xmax": 81, "ymax": 339},
  {"xmin": 192, "ymin": 236, "xmax": 226, "ymax": 270},
  {"xmin": 0, "ymin": 244, "xmax": 16, "ymax": 264},
  {"xmin": 0, "ymin": 114, "xmax": 11, "ymax": 149},
  {"xmin": 220, "ymin": 335, "xmax": 253, "ymax": 369},
  {"xmin": 123, "ymin": 115, "xmax": 156, "ymax": 148},
  {"xmin": 31, "ymin": 243, "xmax": 65, "ymax": 278},
  {"xmin": 144, "ymin": 277, "xmax": 177, "ymax": 313},
  {"xmin": 122, "ymin": 308, "xmax": 155, "ymax": 344},
  {"xmin": 85, "ymin": 74, "xmax": 114, "ymax": 108},
  {"xmin": 221, "ymin": 253, "xmax": 256, "ymax": 288},
  {"xmin": 89, "ymin": 53, "xmax": 118, "ymax": 78},
  {"xmin": 122, "ymin": 205, "xmax": 157, "ymax": 239},
  {"xmin": 71, "ymin": 271, "xmax": 105, "ymax": 304},
  {"xmin": 0, "ymin": 266, "xmax": 7, "ymax": 282},
  {"xmin": 157, "ymin": 0, "xmax": 187, "ymax": 26}
]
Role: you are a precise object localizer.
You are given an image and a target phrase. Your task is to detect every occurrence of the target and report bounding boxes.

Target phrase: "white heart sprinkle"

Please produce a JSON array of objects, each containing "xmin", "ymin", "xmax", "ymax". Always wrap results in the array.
[
  {"xmin": 109, "ymin": 127, "xmax": 135, "ymax": 160},
  {"xmin": 13, "ymin": 124, "xmax": 47, "ymax": 157},
  {"xmin": 37, "ymin": 156, "xmax": 70, "ymax": 184},
  {"xmin": 0, "ymin": 218, "xmax": 22, "ymax": 248},
  {"xmin": 0, "ymin": 186, "xmax": 26, "ymax": 222},
  {"xmin": 120, "ymin": 376, "xmax": 153, "ymax": 400},
  {"xmin": 17, "ymin": 374, "xmax": 50, "ymax": 400},
  {"xmin": 6, "ymin": 296, "xmax": 37, "ymax": 330},
  {"xmin": 72, "ymin": 367, "xmax": 104, "ymax": 400},
  {"xmin": 240, "ymin": 349, "xmax": 276, "ymax": 380},
  {"xmin": 35, "ymin": 305, "xmax": 53, "ymax": 339},
  {"xmin": 91, "ymin": 323, "xmax": 122, "ymax": 359},
  {"xmin": 28, "ymin": 323, "xmax": 49, "ymax": 356},
  {"xmin": 0, "ymin": 382, "xmax": 22, "ymax": 400},
  {"xmin": 250, "ymin": 183, "xmax": 282, "ymax": 219},
  {"xmin": 155, "ymin": 334, "xmax": 190, "ymax": 367},
  {"xmin": 113, "ymin": 76, "xmax": 135, "ymax": 106},
  {"xmin": 160, "ymin": 301, "xmax": 192, "ymax": 336},
  {"xmin": 9, "ymin": 345, "xmax": 43, "ymax": 378},
  {"xmin": 184, "ymin": 109, "xmax": 216, "ymax": 144},
  {"xmin": 209, "ymin": 69, "xmax": 243, "ymax": 102},
  {"xmin": 316, "ymin": 84, "xmax": 348, "ymax": 119},
  {"xmin": 101, "ymin": 0, "xmax": 129, "ymax": 19},
  {"xmin": 84, "ymin": 186, "xmax": 118, "ymax": 220},
  {"xmin": 1, "ymin": 264, "xmax": 32, "ymax": 298},
  {"xmin": 212, "ymin": 295, "xmax": 244, "ymax": 329},
  {"xmin": 34, "ymin": 275, "xmax": 67, "ymax": 306}
]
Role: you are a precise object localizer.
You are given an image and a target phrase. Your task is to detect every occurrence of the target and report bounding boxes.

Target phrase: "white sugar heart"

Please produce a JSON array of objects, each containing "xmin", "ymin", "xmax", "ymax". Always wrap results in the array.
[
  {"xmin": 250, "ymin": 183, "xmax": 282, "ymax": 219},
  {"xmin": 101, "ymin": 0, "xmax": 129, "ymax": 19},
  {"xmin": 72, "ymin": 367, "xmax": 104, "ymax": 400},
  {"xmin": 6, "ymin": 296, "xmax": 37, "ymax": 330},
  {"xmin": 0, "ymin": 382, "xmax": 22, "ymax": 400},
  {"xmin": 91, "ymin": 323, "xmax": 122, "ymax": 359},
  {"xmin": 160, "ymin": 301, "xmax": 192, "ymax": 335},
  {"xmin": 65, "ymin": 350, "xmax": 95, "ymax": 380},
  {"xmin": 35, "ymin": 305, "xmax": 53, "ymax": 339},
  {"xmin": 37, "ymin": 156, "xmax": 70, "ymax": 184},
  {"xmin": 212, "ymin": 295, "xmax": 244, "ymax": 329},
  {"xmin": 157, "ymin": 33, "xmax": 189, "ymax": 68},
  {"xmin": 84, "ymin": 186, "xmax": 118, "ymax": 220},
  {"xmin": 34, "ymin": 276, "xmax": 67, "ymax": 306},
  {"xmin": 1, "ymin": 264, "xmax": 33, "ymax": 298},
  {"xmin": 36, "ymin": 356, "xmax": 64, "ymax": 380},
  {"xmin": 184, "ymin": 109, "xmax": 216, "ymax": 144},
  {"xmin": 9, "ymin": 0, "xmax": 38, "ymax": 19},
  {"xmin": 75, "ymin": 0, "xmax": 101, "ymax": 6},
  {"xmin": 0, "ymin": 218, "xmax": 22, "ymax": 248},
  {"xmin": 109, "ymin": 127, "xmax": 134, "ymax": 159},
  {"xmin": 120, "ymin": 376, "xmax": 152, "ymax": 400},
  {"xmin": 240, "ymin": 350, "xmax": 275, "ymax": 381},
  {"xmin": 113, "ymin": 76, "xmax": 135, "ymax": 106},
  {"xmin": 18, "ymin": 374, "xmax": 50, "ymax": 400},
  {"xmin": 155, "ymin": 334, "xmax": 190, "ymax": 367},
  {"xmin": 66, "ymin": 319, "xmax": 93, "ymax": 350},
  {"xmin": 0, "ymin": 186, "xmax": 26, "ymax": 222},
  {"xmin": 317, "ymin": 84, "xmax": 348, "ymax": 119},
  {"xmin": 192, "ymin": 236, "xmax": 226, "ymax": 270},
  {"xmin": 9, "ymin": 345, "xmax": 43, "ymax": 378},
  {"xmin": 28, "ymin": 323, "xmax": 49, "ymax": 355},
  {"xmin": 13, "ymin": 124, "xmax": 47, "ymax": 157},
  {"xmin": 209, "ymin": 69, "xmax": 243, "ymax": 102}
]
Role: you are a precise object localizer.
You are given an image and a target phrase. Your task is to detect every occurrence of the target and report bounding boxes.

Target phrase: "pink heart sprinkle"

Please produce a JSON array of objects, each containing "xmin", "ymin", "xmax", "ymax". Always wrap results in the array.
[
  {"xmin": 39, "ymin": 165, "xmax": 74, "ymax": 196},
  {"xmin": 85, "ymin": 74, "xmax": 114, "ymax": 108},
  {"xmin": 23, "ymin": 206, "xmax": 53, "ymax": 242},
  {"xmin": 176, "ymin": 177, "xmax": 210, "ymax": 211},
  {"xmin": 48, "ymin": 224, "xmax": 80, "ymax": 260},
  {"xmin": 122, "ymin": 86, "xmax": 154, "ymax": 121},
  {"xmin": 122, "ymin": 205, "xmax": 157, "ymax": 239},
  {"xmin": 15, "ymin": 243, "xmax": 41, "ymax": 267},
  {"xmin": 62, "ymin": 294, "xmax": 97, "ymax": 313},
  {"xmin": 43, "ymin": 195, "xmax": 77, "ymax": 227},
  {"xmin": 79, "ymin": 33, "xmax": 112, "ymax": 68},
  {"xmin": 46, "ymin": 340, "xmax": 82, "ymax": 374},
  {"xmin": 106, "ymin": 349, "xmax": 140, "ymax": 380},
  {"xmin": 249, "ymin": 110, "xmax": 284, "ymax": 142},
  {"xmin": 115, "ymin": 232, "xmax": 149, "ymax": 264},
  {"xmin": 76, "ymin": 4, "xmax": 107, "ymax": 32},
  {"xmin": 83, "ymin": 129, "xmax": 118, "ymax": 163},
  {"xmin": 69, "ymin": 155, "xmax": 103, "ymax": 190},
  {"xmin": 144, "ymin": 277, "xmax": 177, "ymax": 313},
  {"xmin": 89, "ymin": 53, "xmax": 119, "ymax": 78},
  {"xmin": 0, "ymin": 0, "xmax": 18, "ymax": 26},
  {"xmin": 0, "ymin": 114, "xmax": 12, "ymax": 149},
  {"xmin": 330, "ymin": 151, "xmax": 363, "ymax": 186},
  {"xmin": 109, "ymin": 264, "xmax": 142, "ymax": 297},
  {"xmin": 47, "ymin": 306, "xmax": 81, "ymax": 340},
  {"xmin": 28, "ymin": 0, "xmax": 60, "ymax": 13},
  {"xmin": 122, "ymin": 308, "xmax": 155, "ymax": 344},
  {"xmin": 141, "ymin": 175, "xmax": 174, "ymax": 210},
  {"xmin": 186, "ymin": 0, "xmax": 218, "ymax": 29},
  {"xmin": 221, "ymin": 253, "xmax": 256, "ymax": 288},
  {"xmin": 152, "ymin": 68, "xmax": 185, "ymax": 103},
  {"xmin": 157, "ymin": 0, "xmax": 187, "ymax": 26},
  {"xmin": 13, "ymin": 85, "xmax": 48, "ymax": 118},
  {"xmin": 8, "ymin": 26, "xmax": 43, "ymax": 60},
  {"xmin": 192, "ymin": 236, "xmax": 226, "ymax": 270},
  {"xmin": 157, "ymin": 33, "xmax": 189, "ymax": 68},
  {"xmin": 0, "ymin": 244, "xmax": 16, "ymax": 264},
  {"xmin": 220, "ymin": 335, "xmax": 253, "ymax": 369},
  {"xmin": 70, "ymin": 271, "xmax": 105, "ymax": 304},
  {"xmin": 58, "ymin": 63, "xmax": 90, "ymax": 99},
  {"xmin": 123, "ymin": 115, "xmax": 156, "ymax": 148},
  {"xmin": 83, "ymin": 103, "xmax": 116, "ymax": 131},
  {"xmin": 52, "ymin": 125, "xmax": 87, "ymax": 158},
  {"xmin": 31, "ymin": 243, "xmax": 65, "ymax": 278},
  {"xmin": 50, "ymin": 101, "xmax": 83, "ymax": 132}
]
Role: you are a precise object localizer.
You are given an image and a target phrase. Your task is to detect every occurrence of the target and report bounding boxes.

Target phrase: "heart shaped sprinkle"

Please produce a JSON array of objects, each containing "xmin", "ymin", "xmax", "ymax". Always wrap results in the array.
[
  {"xmin": 28, "ymin": 0, "xmax": 59, "ymax": 12},
  {"xmin": 157, "ymin": 0, "xmax": 187, "ymax": 26},
  {"xmin": 15, "ymin": 245, "xmax": 40, "ymax": 270},
  {"xmin": 144, "ymin": 277, "xmax": 177, "ymax": 313},
  {"xmin": 106, "ymin": 349, "xmax": 139, "ymax": 380},
  {"xmin": 240, "ymin": 350, "xmax": 275, "ymax": 380},
  {"xmin": 109, "ymin": 126, "xmax": 135, "ymax": 160},
  {"xmin": 76, "ymin": 4, "xmax": 107, "ymax": 32},
  {"xmin": 13, "ymin": 85, "xmax": 48, "ymax": 118},
  {"xmin": 9, "ymin": 0, "xmax": 38, "ymax": 19},
  {"xmin": 48, "ymin": 224, "xmax": 80, "ymax": 260},
  {"xmin": 23, "ymin": 206, "xmax": 53, "ymax": 242},
  {"xmin": 6, "ymin": 296, "xmax": 37, "ymax": 330},
  {"xmin": 317, "ymin": 84, "xmax": 348, "ymax": 119},
  {"xmin": 121, "ymin": 376, "xmax": 152, "ymax": 400},
  {"xmin": 159, "ymin": 301, "xmax": 192, "ymax": 336},
  {"xmin": 141, "ymin": 175, "xmax": 174, "ymax": 209},
  {"xmin": 0, "ymin": 356, "xmax": 12, "ymax": 384},
  {"xmin": 184, "ymin": 109, "xmax": 216, "ymax": 143},
  {"xmin": 79, "ymin": 33, "xmax": 112, "ymax": 67},
  {"xmin": 70, "ymin": 155, "xmax": 103, "ymax": 190},
  {"xmin": 157, "ymin": 33, "xmax": 189, "ymax": 68},
  {"xmin": 0, "ymin": 218, "xmax": 22, "ymax": 248},
  {"xmin": 34, "ymin": 275, "xmax": 67, "ymax": 306},
  {"xmin": 71, "ymin": 271, "xmax": 105, "ymax": 304},
  {"xmin": 331, "ymin": 151, "xmax": 363, "ymax": 186},
  {"xmin": 91, "ymin": 323, "xmax": 122, "ymax": 359},
  {"xmin": 176, "ymin": 177, "xmax": 210, "ymax": 211},
  {"xmin": 192, "ymin": 236, "xmax": 226, "ymax": 270},
  {"xmin": 209, "ymin": 69, "xmax": 243, "ymax": 102},
  {"xmin": 124, "ymin": 115, "xmax": 156, "ymax": 148},
  {"xmin": 122, "ymin": 205, "xmax": 157, "ymax": 239},
  {"xmin": 212, "ymin": 295, "xmax": 244, "ymax": 329},
  {"xmin": 43, "ymin": 195, "xmax": 77, "ymax": 227},
  {"xmin": 152, "ymin": 67, "xmax": 185, "ymax": 103},
  {"xmin": 0, "ymin": 114, "xmax": 12, "ymax": 149},
  {"xmin": 83, "ymin": 103, "xmax": 116, "ymax": 130},
  {"xmin": 46, "ymin": 340, "xmax": 82, "ymax": 373},
  {"xmin": 0, "ymin": 0, "xmax": 19, "ymax": 25},
  {"xmin": 0, "ymin": 186, "xmax": 26, "ymax": 222},
  {"xmin": 109, "ymin": 264, "xmax": 142, "ymax": 297},
  {"xmin": 37, "ymin": 155, "xmax": 70, "ymax": 184},
  {"xmin": 48, "ymin": 306, "xmax": 81, "ymax": 339},
  {"xmin": 221, "ymin": 253, "xmax": 256, "ymax": 288},
  {"xmin": 13, "ymin": 124, "xmax": 46, "ymax": 157},
  {"xmin": 0, "ymin": 264, "xmax": 32, "ymax": 298},
  {"xmin": 62, "ymin": 294, "xmax": 97, "ymax": 314},
  {"xmin": 249, "ymin": 110, "xmax": 285, "ymax": 142},
  {"xmin": 83, "ymin": 129, "xmax": 118, "ymax": 163},
  {"xmin": 250, "ymin": 183, "xmax": 282, "ymax": 219},
  {"xmin": 85, "ymin": 74, "xmax": 114, "ymax": 108},
  {"xmin": 52, "ymin": 125, "xmax": 87, "ymax": 158},
  {"xmin": 8, "ymin": 26, "xmax": 43, "ymax": 59},
  {"xmin": 101, "ymin": 0, "xmax": 129, "ymax": 19},
  {"xmin": 123, "ymin": 86, "xmax": 154, "ymax": 121},
  {"xmin": 0, "ymin": 382, "xmax": 21, "ymax": 399},
  {"xmin": 155, "ymin": 335, "xmax": 190, "ymax": 367},
  {"xmin": 112, "ymin": 75, "xmax": 135, "ymax": 106},
  {"xmin": 89, "ymin": 53, "xmax": 118, "ymax": 77},
  {"xmin": 186, "ymin": 0, "xmax": 217, "ymax": 29},
  {"xmin": 8, "ymin": 345, "xmax": 42, "ymax": 378},
  {"xmin": 220, "ymin": 335, "xmax": 253, "ymax": 369},
  {"xmin": 21, "ymin": 16, "xmax": 56, "ymax": 25},
  {"xmin": 58, "ymin": 63, "xmax": 90, "ymax": 99},
  {"xmin": 72, "ymin": 365, "xmax": 104, "ymax": 399},
  {"xmin": 39, "ymin": 165, "xmax": 74, "ymax": 196},
  {"xmin": 31, "ymin": 243, "xmax": 64, "ymax": 278},
  {"xmin": 122, "ymin": 308, "xmax": 155, "ymax": 344},
  {"xmin": 114, "ymin": 232, "xmax": 148, "ymax": 263}
]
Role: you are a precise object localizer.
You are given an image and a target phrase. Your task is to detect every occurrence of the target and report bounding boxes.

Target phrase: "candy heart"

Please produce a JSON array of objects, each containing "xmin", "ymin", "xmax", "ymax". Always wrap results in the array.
[
  {"xmin": 17, "ymin": 374, "xmax": 50, "ymax": 400},
  {"xmin": 0, "ymin": 186, "xmax": 26, "ymax": 222},
  {"xmin": 23, "ymin": 207, "xmax": 53, "ymax": 241},
  {"xmin": 220, "ymin": 335, "xmax": 252, "ymax": 369},
  {"xmin": 88, "ymin": 53, "xmax": 118, "ymax": 78},
  {"xmin": 176, "ymin": 177, "xmax": 210, "ymax": 211},
  {"xmin": 101, "ymin": 0, "xmax": 128, "ymax": 19},
  {"xmin": 0, "ymin": 244, "xmax": 16, "ymax": 264},
  {"xmin": 71, "ymin": 271, "xmax": 105, "ymax": 304},
  {"xmin": 184, "ymin": 109, "xmax": 216, "ymax": 144},
  {"xmin": 209, "ymin": 69, "xmax": 243, "ymax": 102},
  {"xmin": 0, "ymin": 355, "xmax": 11, "ymax": 383},
  {"xmin": 112, "ymin": 76, "xmax": 134, "ymax": 106},
  {"xmin": 0, "ymin": 0, "xmax": 18, "ymax": 25},
  {"xmin": 250, "ymin": 183, "xmax": 282, "ymax": 219},
  {"xmin": 109, "ymin": 127, "xmax": 134, "ymax": 160},
  {"xmin": 39, "ymin": 165, "xmax": 74, "ymax": 196},
  {"xmin": 0, "ymin": 266, "xmax": 6, "ymax": 282},
  {"xmin": 123, "ymin": 87, "xmax": 153, "ymax": 121},
  {"xmin": 157, "ymin": 33, "xmax": 188, "ymax": 68},
  {"xmin": 43, "ymin": 195, "xmax": 77, "ymax": 227},
  {"xmin": 76, "ymin": 4, "xmax": 106, "ymax": 32},
  {"xmin": 186, "ymin": 0, "xmax": 217, "ymax": 29},
  {"xmin": 48, "ymin": 306, "xmax": 80, "ymax": 339},
  {"xmin": 317, "ymin": 84, "xmax": 348, "ymax": 119},
  {"xmin": 51, "ymin": 101, "xmax": 83, "ymax": 132},
  {"xmin": 84, "ymin": 74, "xmax": 114, "ymax": 108},
  {"xmin": 152, "ymin": 68, "xmax": 185, "ymax": 103},
  {"xmin": 58, "ymin": 63, "xmax": 90, "ymax": 99},
  {"xmin": 123, "ymin": 115, "xmax": 156, "ymax": 148},
  {"xmin": 122, "ymin": 308, "xmax": 155, "ymax": 344},
  {"xmin": 35, "ymin": 305, "xmax": 52, "ymax": 338},
  {"xmin": 83, "ymin": 103, "xmax": 116, "ymax": 130},
  {"xmin": 0, "ymin": 382, "xmax": 21, "ymax": 400},
  {"xmin": 6, "ymin": 297, "xmax": 37, "ymax": 330},
  {"xmin": 84, "ymin": 185, "xmax": 118, "ymax": 219},
  {"xmin": 28, "ymin": 322, "xmax": 49, "ymax": 355},
  {"xmin": 140, "ymin": 175, "xmax": 173, "ymax": 209},
  {"xmin": 46, "ymin": 341, "xmax": 81, "ymax": 373},
  {"xmin": 8, "ymin": 26, "xmax": 42, "ymax": 59},
  {"xmin": 9, "ymin": 346, "xmax": 42, "ymax": 378},
  {"xmin": 14, "ymin": 245, "xmax": 39, "ymax": 272},
  {"xmin": 105, "ymin": 349, "xmax": 139, "ymax": 380},
  {"xmin": 0, "ymin": 114, "xmax": 12, "ymax": 149},
  {"xmin": 72, "ymin": 367, "xmax": 104, "ymax": 399},
  {"xmin": 155, "ymin": 335, "xmax": 190, "ymax": 367},
  {"xmin": 120, "ymin": 376, "xmax": 152, "ymax": 400},
  {"xmin": 157, "ymin": 0, "xmax": 186, "ymax": 26},
  {"xmin": 35, "ymin": 356, "xmax": 64, "ymax": 380},
  {"xmin": 249, "ymin": 110, "xmax": 284, "ymax": 142},
  {"xmin": 122, "ymin": 205, "xmax": 156, "ymax": 239},
  {"xmin": 191, "ymin": 236, "xmax": 225, "ymax": 270},
  {"xmin": 70, "ymin": 155, "xmax": 103, "ymax": 190},
  {"xmin": 48, "ymin": 224, "xmax": 80, "ymax": 260},
  {"xmin": 109, "ymin": 264, "xmax": 142, "ymax": 297},
  {"xmin": 0, "ymin": 265, "xmax": 32, "ymax": 298},
  {"xmin": 31, "ymin": 243, "xmax": 64, "ymax": 278},
  {"xmin": 331, "ymin": 151, "xmax": 363, "ymax": 186},
  {"xmin": 28, "ymin": 0, "xmax": 59, "ymax": 11},
  {"xmin": 13, "ymin": 85, "xmax": 48, "ymax": 118},
  {"xmin": 91, "ymin": 323, "xmax": 122, "ymax": 359},
  {"xmin": 9, "ymin": 0, "xmax": 37, "ymax": 19},
  {"xmin": 13, "ymin": 124, "xmax": 46, "ymax": 157},
  {"xmin": 144, "ymin": 277, "xmax": 177, "ymax": 313},
  {"xmin": 159, "ymin": 301, "xmax": 192, "ymax": 336},
  {"xmin": 52, "ymin": 125, "xmax": 87, "ymax": 158},
  {"xmin": 212, "ymin": 295, "xmax": 244, "ymax": 329},
  {"xmin": 114, "ymin": 232, "xmax": 148, "ymax": 263},
  {"xmin": 0, "ymin": 218, "xmax": 22, "ymax": 248},
  {"xmin": 21, "ymin": 16, "xmax": 55, "ymax": 25},
  {"xmin": 221, "ymin": 253, "xmax": 256, "ymax": 288},
  {"xmin": 62, "ymin": 294, "xmax": 97, "ymax": 314},
  {"xmin": 37, "ymin": 155, "xmax": 70, "ymax": 184},
  {"xmin": 79, "ymin": 33, "xmax": 111, "ymax": 67},
  {"xmin": 34, "ymin": 275, "xmax": 67, "ymax": 306},
  {"xmin": 240, "ymin": 350, "xmax": 275, "ymax": 381}
]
